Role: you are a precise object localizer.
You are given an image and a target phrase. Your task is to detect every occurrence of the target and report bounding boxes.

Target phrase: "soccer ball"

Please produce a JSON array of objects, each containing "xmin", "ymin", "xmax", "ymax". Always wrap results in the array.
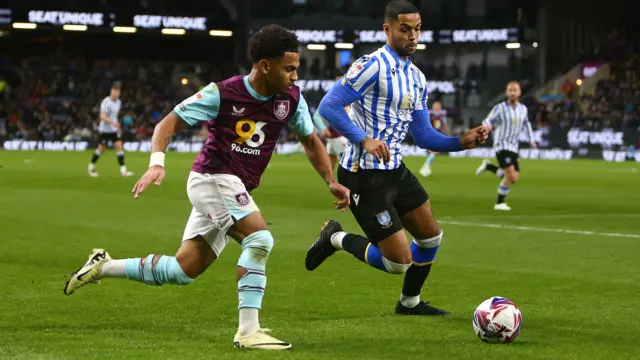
[{"xmin": 472, "ymin": 296, "xmax": 523, "ymax": 343}]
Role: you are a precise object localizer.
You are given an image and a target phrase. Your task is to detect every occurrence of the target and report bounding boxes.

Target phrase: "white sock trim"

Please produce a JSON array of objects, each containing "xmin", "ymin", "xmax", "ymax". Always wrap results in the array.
[
  {"xmin": 238, "ymin": 308, "xmax": 260, "ymax": 337},
  {"xmin": 400, "ymin": 294, "xmax": 420, "ymax": 308},
  {"xmin": 330, "ymin": 231, "xmax": 347, "ymax": 250},
  {"xmin": 99, "ymin": 259, "xmax": 127, "ymax": 278}
]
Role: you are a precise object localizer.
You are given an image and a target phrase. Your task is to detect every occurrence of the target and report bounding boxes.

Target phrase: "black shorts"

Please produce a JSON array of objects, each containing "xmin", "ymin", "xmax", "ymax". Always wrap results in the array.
[
  {"xmin": 496, "ymin": 150, "xmax": 519, "ymax": 171},
  {"xmin": 98, "ymin": 132, "xmax": 122, "ymax": 146},
  {"xmin": 338, "ymin": 163, "xmax": 429, "ymax": 243}
]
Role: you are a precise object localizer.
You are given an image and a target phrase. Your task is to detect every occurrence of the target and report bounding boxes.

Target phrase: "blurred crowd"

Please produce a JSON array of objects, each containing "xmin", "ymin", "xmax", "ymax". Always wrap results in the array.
[
  {"xmin": 1, "ymin": 53, "xmax": 479, "ymax": 144},
  {"xmin": 0, "ymin": 57, "xmax": 240, "ymax": 143},
  {"xmin": 526, "ymin": 29, "xmax": 640, "ymax": 132},
  {"xmin": 2, "ymin": 27, "xmax": 637, "ymax": 146}
]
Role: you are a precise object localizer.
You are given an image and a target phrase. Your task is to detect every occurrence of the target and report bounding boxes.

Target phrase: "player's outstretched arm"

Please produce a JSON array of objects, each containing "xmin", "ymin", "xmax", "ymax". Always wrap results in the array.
[
  {"xmin": 132, "ymin": 111, "xmax": 184, "ymax": 199},
  {"xmin": 410, "ymin": 110, "xmax": 488, "ymax": 151}
]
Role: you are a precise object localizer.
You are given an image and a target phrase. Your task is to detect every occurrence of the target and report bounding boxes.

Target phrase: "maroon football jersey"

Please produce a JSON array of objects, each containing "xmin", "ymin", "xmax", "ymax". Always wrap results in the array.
[{"xmin": 180, "ymin": 76, "xmax": 302, "ymax": 191}]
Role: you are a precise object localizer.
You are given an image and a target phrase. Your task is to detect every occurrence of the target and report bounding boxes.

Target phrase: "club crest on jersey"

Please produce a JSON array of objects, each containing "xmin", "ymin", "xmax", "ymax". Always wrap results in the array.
[
  {"xmin": 274, "ymin": 100, "xmax": 290, "ymax": 120},
  {"xmin": 400, "ymin": 93, "xmax": 415, "ymax": 110},
  {"xmin": 398, "ymin": 93, "xmax": 415, "ymax": 117},
  {"xmin": 235, "ymin": 192, "xmax": 250, "ymax": 206},
  {"xmin": 376, "ymin": 210, "xmax": 392, "ymax": 228}
]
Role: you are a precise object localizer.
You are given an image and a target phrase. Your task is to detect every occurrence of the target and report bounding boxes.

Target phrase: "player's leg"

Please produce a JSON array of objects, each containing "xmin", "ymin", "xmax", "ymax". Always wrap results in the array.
[
  {"xmin": 88, "ymin": 142, "xmax": 106, "ymax": 177},
  {"xmin": 476, "ymin": 158, "xmax": 504, "ymax": 178},
  {"xmin": 494, "ymin": 151, "xmax": 519, "ymax": 210},
  {"xmin": 306, "ymin": 167, "xmax": 412, "ymax": 274},
  {"xmin": 397, "ymin": 201, "xmax": 449, "ymax": 315},
  {"xmin": 419, "ymin": 151, "xmax": 438, "ymax": 177},
  {"xmin": 394, "ymin": 165, "xmax": 449, "ymax": 315},
  {"xmin": 114, "ymin": 139, "xmax": 133, "ymax": 177},
  {"xmin": 64, "ymin": 172, "xmax": 233, "ymax": 295},
  {"xmin": 495, "ymin": 164, "xmax": 519, "ymax": 211},
  {"xmin": 200, "ymin": 174, "xmax": 289, "ymax": 350},
  {"xmin": 63, "ymin": 233, "xmax": 218, "ymax": 294}
]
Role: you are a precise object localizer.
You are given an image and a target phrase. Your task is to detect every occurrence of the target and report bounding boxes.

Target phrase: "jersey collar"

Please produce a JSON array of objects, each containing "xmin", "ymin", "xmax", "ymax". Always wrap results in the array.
[{"xmin": 243, "ymin": 76, "xmax": 271, "ymax": 101}]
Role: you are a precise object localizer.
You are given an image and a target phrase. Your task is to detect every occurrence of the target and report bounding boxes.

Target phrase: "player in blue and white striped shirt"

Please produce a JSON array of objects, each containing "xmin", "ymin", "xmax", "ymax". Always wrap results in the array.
[
  {"xmin": 305, "ymin": 0, "xmax": 488, "ymax": 316},
  {"xmin": 475, "ymin": 81, "xmax": 537, "ymax": 211}
]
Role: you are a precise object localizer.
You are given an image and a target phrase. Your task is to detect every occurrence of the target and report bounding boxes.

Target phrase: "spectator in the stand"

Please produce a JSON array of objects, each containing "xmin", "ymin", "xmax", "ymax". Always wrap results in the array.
[{"xmin": 561, "ymin": 77, "xmax": 574, "ymax": 99}]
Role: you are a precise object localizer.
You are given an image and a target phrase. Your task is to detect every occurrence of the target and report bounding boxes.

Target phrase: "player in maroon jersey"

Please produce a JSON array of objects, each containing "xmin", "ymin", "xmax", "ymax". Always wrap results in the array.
[
  {"xmin": 63, "ymin": 24, "xmax": 350, "ymax": 351},
  {"xmin": 419, "ymin": 101, "xmax": 450, "ymax": 177}
]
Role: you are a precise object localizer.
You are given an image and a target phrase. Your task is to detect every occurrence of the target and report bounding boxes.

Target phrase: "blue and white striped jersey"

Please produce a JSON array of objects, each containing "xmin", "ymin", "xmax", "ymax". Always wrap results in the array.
[
  {"xmin": 98, "ymin": 96, "xmax": 121, "ymax": 134},
  {"xmin": 339, "ymin": 44, "xmax": 428, "ymax": 172},
  {"xmin": 482, "ymin": 101, "xmax": 533, "ymax": 153}
]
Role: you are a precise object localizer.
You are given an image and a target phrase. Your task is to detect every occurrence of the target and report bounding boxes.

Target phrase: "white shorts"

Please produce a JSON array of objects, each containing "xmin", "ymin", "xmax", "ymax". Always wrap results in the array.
[
  {"xmin": 326, "ymin": 137, "xmax": 348, "ymax": 157},
  {"xmin": 182, "ymin": 172, "xmax": 260, "ymax": 256}
]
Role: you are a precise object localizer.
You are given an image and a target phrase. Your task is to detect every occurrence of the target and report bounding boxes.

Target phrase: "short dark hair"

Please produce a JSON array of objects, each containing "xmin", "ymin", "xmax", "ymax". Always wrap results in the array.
[
  {"xmin": 111, "ymin": 81, "xmax": 122, "ymax": 89},
  {"xmin": 248, "ymin": 24, "xmax": 300, "ymax": 63},
  {"xmin": 384, "ymin": 0, "xmax": 420, "ymax": 21}
]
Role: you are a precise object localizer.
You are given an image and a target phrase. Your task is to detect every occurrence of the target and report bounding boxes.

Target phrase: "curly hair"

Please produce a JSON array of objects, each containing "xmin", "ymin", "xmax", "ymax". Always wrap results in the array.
[{"xmin": 248, "ymin": 24, "xmax": 300, "ymax": 63}]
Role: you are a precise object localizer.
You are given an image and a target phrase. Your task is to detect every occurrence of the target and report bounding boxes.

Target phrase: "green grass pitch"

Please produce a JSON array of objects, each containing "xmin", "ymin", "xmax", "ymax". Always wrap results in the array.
[{"xmin": 1, "ymin": 151, "xmax": 639, "ymax": 359}]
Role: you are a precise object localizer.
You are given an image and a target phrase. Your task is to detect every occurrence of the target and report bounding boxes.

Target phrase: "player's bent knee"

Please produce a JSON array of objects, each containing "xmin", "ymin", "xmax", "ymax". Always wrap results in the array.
[
  {"xmin": 238, "ymin": 230, "xmax": 274, "ymax": 270},
  {"xmin": 411, "ymin": 231, "xmax": 443, "ymax": 265},
  {"xmin": 382, "ymin": 257, "xmax": 411, "ymax": 274},
  {"xmin": 140, "ymin": 254, "xmax": 193, "ymax": 286}
]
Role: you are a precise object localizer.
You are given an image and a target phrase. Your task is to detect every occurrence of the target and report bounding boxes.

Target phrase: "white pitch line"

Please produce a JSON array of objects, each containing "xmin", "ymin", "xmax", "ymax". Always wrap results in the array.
[
  {"xmin": 441, "ymin": 213, "xmax": 640, "ymax": 220},
  {"xmin": 439, "ymin": 220, "xmax": 640, "ymax": 239}
]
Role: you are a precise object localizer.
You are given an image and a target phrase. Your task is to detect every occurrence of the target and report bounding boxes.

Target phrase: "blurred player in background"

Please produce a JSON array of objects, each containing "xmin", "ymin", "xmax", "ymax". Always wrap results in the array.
[
  {"xmin": 88, "ymin": 81, "xmax": 134, "ymax": 177},
  {"xmin": 419, "ymin": 100, "xmax": 449, "ymax": 177},
  {"xmin": 475, "ymin": 81, "xmax": 536, "ymax": 211},
  {"xmin": 64, "ymin": 24, "xmax": 350, "ymax": 350},
  {"xmin": 313, "ymin": 75, "xmax": 350, "ymax": 170},
  {"xmin": 305, "ymin": 0, "xmax": 487, "ymax": 316}
]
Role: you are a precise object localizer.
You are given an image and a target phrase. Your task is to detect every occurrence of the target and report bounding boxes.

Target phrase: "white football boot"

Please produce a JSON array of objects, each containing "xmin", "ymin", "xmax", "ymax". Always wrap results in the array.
[
  {"xmin": 233, "ymin": 329, "xmax": 292, "ymax": 350},
  {"xmin": 63, "ymin": 249, "xmax": 111, "ymax": 295},
  {"xmin": 419, "ymin": 164, "xmax": 432, "ymax": 177},
  {"xmin": 475, "ymin": 159, "xmax": 489, "ymax": 176},
  {"xmin": 494, "ymin": 203, "xmax": 512, "ymax": 211}
]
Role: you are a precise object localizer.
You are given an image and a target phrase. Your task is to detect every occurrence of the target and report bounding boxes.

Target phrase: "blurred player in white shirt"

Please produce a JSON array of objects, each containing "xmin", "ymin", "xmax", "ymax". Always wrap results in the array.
[{"xmin": 88, "ymin": 81, "xmax": 134, "ymax": 177}]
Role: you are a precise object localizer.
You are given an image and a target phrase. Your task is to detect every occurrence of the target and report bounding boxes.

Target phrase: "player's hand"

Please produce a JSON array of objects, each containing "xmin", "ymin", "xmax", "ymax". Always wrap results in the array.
[
  {"xmin": 483, "ymin": 123, "xmax": 493, "ymax": 132},
  {"xmin": 460, "ymin": 126, "xmax": 489, "ymax": 149},
  {"xmin": 132, "ymin": 165, "xmax": 165, "ymax": 199},
  {"xmin": 322, "ymin": 129, "xmax": 331, "ymax": 138},
  {"xmin": 530, "ymin": 141, "xmax": 537, "ymax": 149},
  {"xmin": 328, "ymin": 182, "xmax": 350, "ymax": 211},
  {"xmin": 112, "ymin": 122, "xmax": 121, "ymax": 129},
  {"xmin": 362, "ymin": 137, "xmax": 390, "ymax": 165}
]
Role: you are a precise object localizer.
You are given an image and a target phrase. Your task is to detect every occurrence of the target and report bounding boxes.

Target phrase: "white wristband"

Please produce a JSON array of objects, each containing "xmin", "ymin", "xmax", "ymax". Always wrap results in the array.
[{"xmin": 149, "ymin": 152, "xmax": 165, "ymax": 168}]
